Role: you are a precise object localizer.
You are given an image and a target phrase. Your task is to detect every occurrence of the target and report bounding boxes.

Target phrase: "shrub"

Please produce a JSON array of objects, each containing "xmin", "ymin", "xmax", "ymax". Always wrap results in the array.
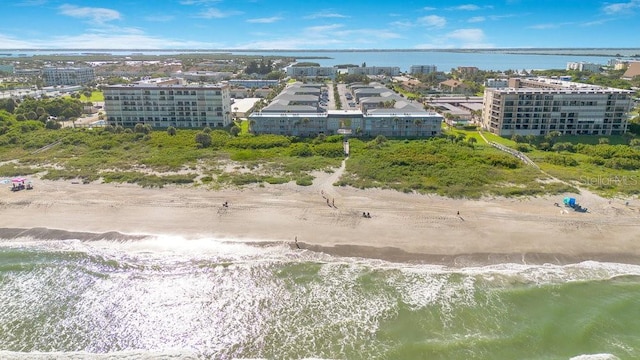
[
  {"xmin": 45, "ymin": 120, "xmax": 61, "ymax": 129},
  {"xmin": 545, "ymin": 153, "xmax": 578, "ymax": 166},
  {"xmin": 295, "ymin": 175, "xmax": 314, "ymax": 186},
  {"xmin": 289, "ymin": 143, "xmax": 313, "ymax": 157},
  {"xmin": 195, "ymin": 132, "xmax": 212, "ymax": 148}
]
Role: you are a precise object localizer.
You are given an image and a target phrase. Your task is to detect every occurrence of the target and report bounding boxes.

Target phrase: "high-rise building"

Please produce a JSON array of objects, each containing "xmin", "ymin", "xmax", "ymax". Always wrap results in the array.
[
  {"xmin": 410, "ymin": 65, "xmax": 437, "ymax": 75},
  {"xmin": 42, "ymin": 67, "xmax": 95, "ymax": 86},
  {"xmin": 482, "ymin": 77, "xmax": 633, "ymax": 136},
  {"xmin": 104, "ymin": 79, "xmax": 231, "ymax": 128}
]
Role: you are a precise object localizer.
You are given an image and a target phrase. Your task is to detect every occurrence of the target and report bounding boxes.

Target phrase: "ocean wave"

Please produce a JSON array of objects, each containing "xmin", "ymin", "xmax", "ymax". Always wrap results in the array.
[{"xmin": 3, "ymin": 227, "xmax": 640, "ymax": 282}]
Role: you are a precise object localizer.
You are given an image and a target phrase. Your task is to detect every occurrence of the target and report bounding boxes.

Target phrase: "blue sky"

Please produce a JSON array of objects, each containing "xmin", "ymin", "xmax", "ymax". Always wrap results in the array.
[{"xmin": 1, "ymin": 0, "xmax": 639, "ymax": 49}]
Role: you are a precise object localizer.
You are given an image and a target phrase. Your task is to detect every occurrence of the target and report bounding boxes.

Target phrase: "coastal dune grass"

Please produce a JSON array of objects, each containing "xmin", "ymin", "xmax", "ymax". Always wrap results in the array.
[{"xmin": 1, "ymin": 119, "xmax": 639, "ymax": 197}]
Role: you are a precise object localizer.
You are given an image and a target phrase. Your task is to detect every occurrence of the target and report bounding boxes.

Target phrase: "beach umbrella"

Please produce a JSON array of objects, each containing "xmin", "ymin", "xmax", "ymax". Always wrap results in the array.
[{"xmin": 11, "ymin": 177, "xmax": 26, "ymax": 183}]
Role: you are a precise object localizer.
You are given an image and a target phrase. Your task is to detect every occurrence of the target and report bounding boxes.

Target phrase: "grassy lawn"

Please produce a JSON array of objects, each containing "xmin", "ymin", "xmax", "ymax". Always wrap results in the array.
[
  {"xmin": 238, "ymin": 120, "xmax": 249, "ymax": 135},
  {"xmin": 79, "ymin": 91, "xmax": 104, "ymax": 102}
]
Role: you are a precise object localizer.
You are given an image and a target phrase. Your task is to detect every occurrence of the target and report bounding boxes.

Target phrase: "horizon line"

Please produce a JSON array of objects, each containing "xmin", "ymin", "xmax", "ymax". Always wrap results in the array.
[{"xmin": 1, "ymin": 47, "xmax": 640, "ymax": 52}]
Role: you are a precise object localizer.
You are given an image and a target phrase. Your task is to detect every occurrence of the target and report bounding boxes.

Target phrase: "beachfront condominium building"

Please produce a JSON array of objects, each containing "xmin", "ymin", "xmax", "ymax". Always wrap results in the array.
[
  {"xmin": 104, "ymin": 79, "xmax": 231, "ymax": 128},
  {"xmin": 410, "ymin": 65, "xmax": 437, "ymax": 75},
  {"xmin": 485, "ymin": 78, "xmax": 509, "ymax": 88},
  {"xmin": 42, "ymin": 67, "xmax": 95, "ymax": 86},
  {"xmin": 347, "ymin": 66, "xmax": 401, "ymax": 77},
  {"xmin": 227, "ymin": 79, "xmax": 279, "ymax": 88},
  {"xmin": 566, "ymin": 61, "xmax": 601, "ymax": 73},
  {"xmin": 249, "ymin": 82, "xmax": 442, "ymax": 138},
  {"xmin": 286, "ymin": 66, "xmax": 337, "ymax": 79},
  {"xmin": 482, "ymin": 77, "xmax": 634, "ymax": 136}
]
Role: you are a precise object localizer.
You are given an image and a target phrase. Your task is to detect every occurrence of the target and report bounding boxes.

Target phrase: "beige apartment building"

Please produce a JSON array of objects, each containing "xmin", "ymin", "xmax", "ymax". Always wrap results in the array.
[
  {"xmin": 104, "ymin": 80, "xmax": 231, "ymax": 128},
  {"xmin": 482, "ymin": 77, "xmax": 634, "ymax": 136}
]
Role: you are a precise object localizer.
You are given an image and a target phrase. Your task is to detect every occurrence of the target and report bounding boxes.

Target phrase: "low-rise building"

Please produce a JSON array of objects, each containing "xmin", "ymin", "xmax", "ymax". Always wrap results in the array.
[
  {"xmin": 14, "ymin": 68, "xmax": 41, "ymax": 77},
  {"xmin": 173, "ymin": 71, "xmax": 232, "ymax": 82},
  {"xmin": 228, "ymin": 79, "xmax": 279, "ymax": 88},
  {"xmin": 249, "ymin": 82, "xmax": 442, "ymax": 138},
  {"xmin": 485, "ymin": 78, "xmax": 508, "ymax": 88},
  {"xmin": 622, "ymin": 62, "xmax": 640, "ymax": 80}
]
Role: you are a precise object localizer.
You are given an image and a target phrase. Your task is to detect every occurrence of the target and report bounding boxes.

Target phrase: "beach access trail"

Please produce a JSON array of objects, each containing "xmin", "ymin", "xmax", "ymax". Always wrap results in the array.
[{"xmin": 1, "ymin": 169, "xmax": 639, "ymax": 266}]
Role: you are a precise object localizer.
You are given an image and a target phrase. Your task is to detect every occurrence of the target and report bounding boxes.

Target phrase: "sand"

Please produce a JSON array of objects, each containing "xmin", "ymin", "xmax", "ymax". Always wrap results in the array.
[{"xmin": 2, "ymin": 162, "xmax": 640, "ymax": 266}]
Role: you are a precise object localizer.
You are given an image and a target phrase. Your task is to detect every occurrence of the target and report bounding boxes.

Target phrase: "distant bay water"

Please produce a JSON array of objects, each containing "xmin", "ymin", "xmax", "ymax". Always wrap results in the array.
[
  {"xmin": 239, "ymin": 50, "xmax": 632, "ymax": 72},
  {"xmin": 3, "ymin": 49, "xmax": 639, "ymax": 72}
]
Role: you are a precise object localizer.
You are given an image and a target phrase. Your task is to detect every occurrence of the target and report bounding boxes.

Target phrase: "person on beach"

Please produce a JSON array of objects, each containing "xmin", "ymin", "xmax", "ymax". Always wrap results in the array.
[{"xmin": 294, "ymin": 236, "xmax": 300, "ymax": 249}]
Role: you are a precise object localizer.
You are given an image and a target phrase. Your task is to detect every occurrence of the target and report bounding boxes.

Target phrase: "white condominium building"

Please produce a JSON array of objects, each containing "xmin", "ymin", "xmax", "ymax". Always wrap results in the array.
[
  {"xmin": 409, "ymin": 65, "xmax": 437, "ymax": 75},
  {"xmin": 566, "ymin": 61, "xmax": 601, "ymax": 73},
  {"xmin": 42, "ymin": 67, "xmax": 95, "ymax": 86},
  {"xmin": 347, "ymin": 66, "xmax": 400, "ymax": 76},
  {"xmin": 482, "ymin": 77, "xmax": 633, "ymax": 136},
  {"xmin": 286, "ymin": 66, "xmax": 337, "ymax": 79},
  {"xmin": 104, "ymin": 80, "xmax": 231, "ymax": 128}
]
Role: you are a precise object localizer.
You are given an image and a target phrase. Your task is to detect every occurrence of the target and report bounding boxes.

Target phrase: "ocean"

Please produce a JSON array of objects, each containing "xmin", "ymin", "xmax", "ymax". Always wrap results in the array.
[{"xmin": 0, "ymin": 230, "xmax": 638, "ymax": 359}]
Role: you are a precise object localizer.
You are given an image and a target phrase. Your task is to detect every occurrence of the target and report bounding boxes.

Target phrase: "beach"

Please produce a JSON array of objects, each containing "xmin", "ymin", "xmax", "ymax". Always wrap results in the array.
[
  {"xmin": 2, "ymin": 165, "xmax": 639, "ymax": 266},
  {"xmin": 3, "ymin": 167, "xmax": 640, "ymax": 359}
]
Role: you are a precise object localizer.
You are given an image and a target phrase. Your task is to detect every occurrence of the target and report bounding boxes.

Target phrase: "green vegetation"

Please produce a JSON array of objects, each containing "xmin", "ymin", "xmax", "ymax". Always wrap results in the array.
[
  {"xmin": 2, "ymin": 106, "xmax": 640, "ymax": 197},
  {"xmin": 336, "ymin": 136, "xmax": 575, "ymax": 198},
  {"xmin": 79, "ymin": 91, "xmax": 104, "ymax": 102}
]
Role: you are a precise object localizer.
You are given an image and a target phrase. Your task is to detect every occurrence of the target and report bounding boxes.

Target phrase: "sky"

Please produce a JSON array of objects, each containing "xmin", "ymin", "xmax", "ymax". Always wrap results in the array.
[{"xmin": 1, "ymin": 0, "xmax": 639, "ymax": 50}]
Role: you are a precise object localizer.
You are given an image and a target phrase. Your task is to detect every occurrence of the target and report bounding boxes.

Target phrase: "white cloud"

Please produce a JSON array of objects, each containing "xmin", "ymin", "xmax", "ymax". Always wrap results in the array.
[
  {"xmin": 304, "ymin": 12, "xmax": 349, "ymax": 19},
  {"xmin": 235, "ymin": 23, "xmax": 401, "ymax": 50},
  {"xmin": 451, "ymin": 4, "xmax": 481, "ymax": 10},
  {"xmin": 15, "ymin": 0, "xmax": 47, "ymax": 6},
  {"xmin": 528, "ymin": 23, "xmax": 559, "ymax": 29},
  {"xmin": 528, "ymin": 22, "xmax": 573, "ymax": 30},
  {"xmin": 49, "ymin": 33, "xmax": 221, "ymax": 49},
  {"xmin": 144, "ymin": 15, "xmax": 175, "ymax": 22},
  {"xmin": 305, "ymin": 24, "xmax": 344, "ymax": 33},
  {"xmin": 58, "ymin": 4, "xmax": 120, "ymax": 24},
  {"xmin": 447, "ymin": 28, "xmax": 484, "ymax": 41},
  {"xmin": 195, "ymin": 8, "xmax": 243, "ymax": 18},
  {"xmin": 0, "ymin": 32, "xmax": 223, "ymax": 49},
  {"xmin": 445, "ymin": 28, "xmax": 493, "ymax": 48},
  {"xmin": 603, "ymin": 0, "xmax": 640, "ymax": 14},
  {"xmin": 390, "ymin": 20, "xmax": 414, "ymax": 28},
  {"xmin": 0, "ymin": 33, "xmax": 36, "ymax": 48},
  {"xmin": 417, "ymin": 15, "xmax": 446, "ymax": 28},
  {"xmin": 468, "ymin": 16, "xmax": 485, "ymax": 23},
  {"xmin": 247, "ymin": 16, "xmax": 282, "ymax": 24},
  {"xmin": 423, "ymin": 6, "xmax": 437, "ymax": 11},
  {"xmin": 180, "ymin": 0, "xmax": 221, "ymax": 5}
]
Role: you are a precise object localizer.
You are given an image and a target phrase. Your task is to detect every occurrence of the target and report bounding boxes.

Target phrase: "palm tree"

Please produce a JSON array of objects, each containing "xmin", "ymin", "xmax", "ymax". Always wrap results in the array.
[{"xmin": 414, "ymin": 119, "xmax": 423, "ymax": 137}]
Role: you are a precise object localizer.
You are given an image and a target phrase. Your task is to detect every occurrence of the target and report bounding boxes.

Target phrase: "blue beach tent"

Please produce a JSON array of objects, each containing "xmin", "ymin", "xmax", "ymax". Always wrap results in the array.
[{"xmin": 563, "ymin": 197, "xmax": 576, "ymax": 207}]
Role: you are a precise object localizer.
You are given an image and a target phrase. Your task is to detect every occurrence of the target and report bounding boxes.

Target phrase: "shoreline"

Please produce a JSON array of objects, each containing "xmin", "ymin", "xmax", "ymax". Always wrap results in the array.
[
  {"xmin": 3, "ymin": 226, "xmax": 640, "ymax": 267},
  {"xmin": 1, "ymin": 171, "xmax": 640, "ymax": 266}
]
